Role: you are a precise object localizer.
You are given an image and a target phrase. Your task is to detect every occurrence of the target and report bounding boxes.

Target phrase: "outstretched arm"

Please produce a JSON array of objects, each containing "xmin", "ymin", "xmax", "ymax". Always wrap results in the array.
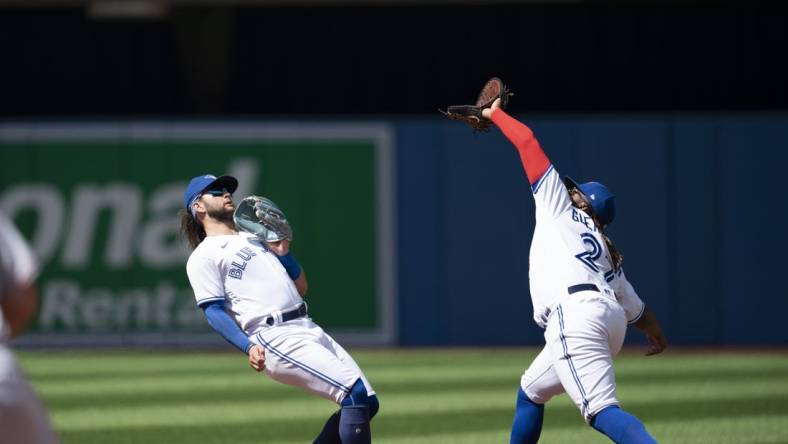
[
  {"xmin": 484, "ymin": 99, "xmax": 552, "ymax": 188},
  {"xmin": 483, "ymin": 99, "xmax": 571, "ymax": 217}
]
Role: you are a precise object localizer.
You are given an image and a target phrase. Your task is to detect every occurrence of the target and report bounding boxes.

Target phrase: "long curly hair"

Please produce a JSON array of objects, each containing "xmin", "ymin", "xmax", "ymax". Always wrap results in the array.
[
  {"xmin": 600, "ymin": 232, "xmax": 624, "ymax": 270},
  {"xmin": 179, "ymin": 209, "xmax": 206, "ymax": 250}
]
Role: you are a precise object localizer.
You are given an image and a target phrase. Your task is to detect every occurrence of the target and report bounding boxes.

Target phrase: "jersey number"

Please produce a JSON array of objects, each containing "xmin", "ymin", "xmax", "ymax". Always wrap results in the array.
[{"xmin": 575, "ymin": 233, "xmax": 602, "ymax": 272}]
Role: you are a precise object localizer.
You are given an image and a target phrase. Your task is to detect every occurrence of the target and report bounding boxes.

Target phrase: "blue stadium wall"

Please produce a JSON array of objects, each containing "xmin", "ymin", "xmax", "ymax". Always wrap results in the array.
[{"xmin": 396, "ymin": 114, "xmax": 788, "ymax": 346}]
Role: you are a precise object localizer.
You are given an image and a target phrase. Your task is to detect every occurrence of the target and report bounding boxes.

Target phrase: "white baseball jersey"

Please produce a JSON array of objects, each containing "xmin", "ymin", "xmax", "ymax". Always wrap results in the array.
[
  {"xmin": 529, "ymin": 166, "xmax": 645, "ymax": 328},
  {"xmin": 186, "ymin": 230, "xmax": 375, "ymax": 405},
  {"xmin": 491, "ymin": 108, "xmax": 648, "ymax": 422},
  {"xmin": 186, "ymin": 232, "xmax": 303, "ymax": 334}
]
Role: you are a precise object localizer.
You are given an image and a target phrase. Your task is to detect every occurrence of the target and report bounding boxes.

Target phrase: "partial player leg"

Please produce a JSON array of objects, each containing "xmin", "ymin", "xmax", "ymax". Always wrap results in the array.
[
  {"xmin": 320, "ymin": 330, "xmax": 376, "ymax": 400},
  {"xmin": 546, "ymin": 296, "xmax": 657, "ymax": 443},
  {"xmin": 511, "ymin": 346, "xmax": 564, "ymax": 444},
  {"xmin": 591, "ymin": 405, "xmax": 657, "ymax": 444},
  {"xmin": 510, "ymin": 387, "xmax": 544, "ymax": 444},
  {"xmin": 312, "ymin": 328, "xmax": 378, "ymax": 444},
  {"xmin": 253, "ymin": 321, "xmax": 376, "ymax": 444},
  {"xmin": 314, "ymin": 393, "xmax": 379, "ymax": 444},
  {"xmin": 254, "ymin": 322, "xmax": 362, "ymax": 404},
  {"xmin": 337, "ymin": 379, "xmax": 372, "ymax": 444},
  {"xmin": 314, "ymin": 411, "xmax": 342, "ymax": 444},
  {"xmin": 545, "ymin": 296, "xmax": 626, "ymax": 422}
]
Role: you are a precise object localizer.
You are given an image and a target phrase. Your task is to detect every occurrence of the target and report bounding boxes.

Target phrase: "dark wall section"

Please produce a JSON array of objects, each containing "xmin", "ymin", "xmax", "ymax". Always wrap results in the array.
[
  {"xmin": 396, "ymin": 114, "xmax": 788, "ymax": 346},
  {"xmin": 2, "ymin": 5, "xmax": 787, "ymax": 116},
  {"xmin": 1, "ymin": 9, "xmax": 185, "ymax": 115}
]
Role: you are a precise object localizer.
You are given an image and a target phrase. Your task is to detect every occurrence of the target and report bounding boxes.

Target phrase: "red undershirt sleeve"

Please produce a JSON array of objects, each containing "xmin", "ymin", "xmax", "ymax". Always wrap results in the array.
[{"xmin": 490, "ymin": 108, "xmax": 552, "ymax": 188}]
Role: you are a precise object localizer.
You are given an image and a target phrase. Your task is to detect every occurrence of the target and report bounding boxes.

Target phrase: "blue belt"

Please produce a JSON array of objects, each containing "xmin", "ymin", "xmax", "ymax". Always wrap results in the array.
[
  {"xmin": 264, "ymin": 303, "xmax": 308, "ymax": 326},
  {"xmin": 568, "ymin": 284, "xmax": 599, "ymax": 295}
]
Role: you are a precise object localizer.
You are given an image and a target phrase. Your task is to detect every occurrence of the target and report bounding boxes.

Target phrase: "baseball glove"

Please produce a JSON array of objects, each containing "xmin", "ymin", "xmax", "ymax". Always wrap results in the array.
[
  {"xmin": 440, "ymin": 77, "xmax": 513, "ymax": 131},
  {"xmin": 233, "ymin": 195, "xmax": 293, "ymax": 242}
]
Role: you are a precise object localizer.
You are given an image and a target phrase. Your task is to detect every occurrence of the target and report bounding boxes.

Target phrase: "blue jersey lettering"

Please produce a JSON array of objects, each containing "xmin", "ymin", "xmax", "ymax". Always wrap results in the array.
[
  {"xmin": 571, "ymin": 208, "xmax": 597, "ymax": 232},
  {"xmin": 575, "ymin": 233, "xmax": 602, "ymax": 272},
  {"xmin": 229, "ymin": 246, "xmax": 257, "ymax": 279}
]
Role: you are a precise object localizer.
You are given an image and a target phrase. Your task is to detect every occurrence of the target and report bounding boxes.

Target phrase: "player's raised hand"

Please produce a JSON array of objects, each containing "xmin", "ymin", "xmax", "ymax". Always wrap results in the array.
[
  {"xmin": 481, "ymin": 97, "xmax": 502, "ymax": 119},
  {"xmin": 248, "ymin": 344, "xmax": 266, "ymax": 372},
  {"xmin": 266, "ymin": 239, "xmax": 291, "ymax": 257}
]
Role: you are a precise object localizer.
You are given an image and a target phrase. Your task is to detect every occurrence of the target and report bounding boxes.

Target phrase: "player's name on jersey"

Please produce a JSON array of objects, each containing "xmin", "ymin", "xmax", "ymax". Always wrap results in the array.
[{"xmin": 571, "ymin": 208, "xmax": 598, "ymax": 232}]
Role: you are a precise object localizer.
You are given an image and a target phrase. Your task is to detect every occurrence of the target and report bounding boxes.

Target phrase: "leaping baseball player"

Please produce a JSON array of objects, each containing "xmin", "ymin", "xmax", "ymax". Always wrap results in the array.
[
  {"xmin": 480, "ymin": 98, "xmax": 668, "ymax": 443},
  {"xmin": 181, "ymin": 174, "xmax": 378, "ymax": 444}
]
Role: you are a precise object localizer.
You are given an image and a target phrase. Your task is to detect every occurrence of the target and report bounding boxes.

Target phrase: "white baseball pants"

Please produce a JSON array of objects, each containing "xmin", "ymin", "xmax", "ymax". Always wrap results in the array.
[
  {"xmin": 520, "ymin": 292, "xmax": 627, "ymax": 422},
  {"xmin": 252, "ymin": 318, "xmax": 375, "ymax": 404}
]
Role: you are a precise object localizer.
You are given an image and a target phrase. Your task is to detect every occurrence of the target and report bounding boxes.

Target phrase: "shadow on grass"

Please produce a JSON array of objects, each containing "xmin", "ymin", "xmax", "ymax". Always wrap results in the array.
[
  {"xmin": 40, "ymin": 377, "xmax": 521, "ymax": 411},
  {"xmin": 40, "ymin": 364, "xmax": 788, "ymax": 411},
  {"xmin": 57, "ymin": 393, "xmax": 788, "ymax": 444},
  {"xmin": 615, "ymin": 365, "xmax": 788, "ymax": 384},
  {"xmin": 59, "ymin": 406, "xmax": 516, "ymax": 444},
  {"xmin": 35, "ymin": 358, "xmax": 788, "ymax": 385}
]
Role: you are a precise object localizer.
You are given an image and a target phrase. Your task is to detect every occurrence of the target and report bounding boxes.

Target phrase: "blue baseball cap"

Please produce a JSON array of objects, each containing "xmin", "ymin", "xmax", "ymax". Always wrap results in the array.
[
  {"xmin": 183, "ymin": 174, "xmax": 239, "ymax": 210},
  {"xmin": 564, "ymin": 176, "xmax": 616, "ymax": 226}
]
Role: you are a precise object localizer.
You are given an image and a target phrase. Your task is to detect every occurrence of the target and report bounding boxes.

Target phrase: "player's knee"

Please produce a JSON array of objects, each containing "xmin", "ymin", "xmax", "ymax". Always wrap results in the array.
[
  {"xmin": 517, "ymin": 387, "xmax": 536, "ymax": 405},
  {"xmin": 520, "ymin": 386, "xmax": 548, "ymax": 406},
  {"xmin": 341, "ymin": 379, "xmax": 369, "ymax": 408},
  {"xmin": 367, "ymin": 394, "xmax": 379, "ymax": 419},
  {"xmin": 517, "ymin": 387, "xmax": 530, "ymax": 404}
]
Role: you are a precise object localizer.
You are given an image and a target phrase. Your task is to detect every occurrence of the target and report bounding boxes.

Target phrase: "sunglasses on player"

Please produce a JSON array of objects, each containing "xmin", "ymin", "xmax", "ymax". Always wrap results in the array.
[{"xmin": 203, "ymin": 187, "xmax": 230, "ymax": 197}]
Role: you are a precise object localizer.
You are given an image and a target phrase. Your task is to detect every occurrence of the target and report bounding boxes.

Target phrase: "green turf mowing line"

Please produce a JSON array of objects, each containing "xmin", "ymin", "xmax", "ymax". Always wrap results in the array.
[{"xmin": 16, "ymin": 348, "xmax": 788, "ymax": 444}]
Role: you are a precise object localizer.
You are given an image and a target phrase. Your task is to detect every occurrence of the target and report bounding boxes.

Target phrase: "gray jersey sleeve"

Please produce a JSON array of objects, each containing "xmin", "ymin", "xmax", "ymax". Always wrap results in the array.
[{"xmin": 0, "ymin": 210, "xmax": 39, "ymax": 299}]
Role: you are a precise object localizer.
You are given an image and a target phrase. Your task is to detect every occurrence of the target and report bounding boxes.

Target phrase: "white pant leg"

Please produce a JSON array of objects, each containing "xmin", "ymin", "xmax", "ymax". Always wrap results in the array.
[
  {"xmin": 320, "ymin": 332, "xmax": 376, "ymax": 397},
  {"xmin": 252, "ymin": 319, "xmax": 363, "ymax": 404},
  {"xmin": 520, "ymin": 345, "xmax": 565, "ymax": 404},
  {"xmin": 544, "ymin": 293, "xmax": 627, "ymax": 422},
  {"xmin": 0, "ymin": 347, "xmax": 60, "ymax": 444}
]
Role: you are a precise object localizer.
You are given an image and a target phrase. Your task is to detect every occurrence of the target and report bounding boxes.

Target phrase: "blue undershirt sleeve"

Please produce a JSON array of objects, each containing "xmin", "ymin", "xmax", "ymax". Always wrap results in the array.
[
  {"xmin": 276, "ymin": 251, "xmax": 302, "ymax": 280},
  {"xmin": 201, "ymin": 299, "xmax": 253, "ymax": 354}
]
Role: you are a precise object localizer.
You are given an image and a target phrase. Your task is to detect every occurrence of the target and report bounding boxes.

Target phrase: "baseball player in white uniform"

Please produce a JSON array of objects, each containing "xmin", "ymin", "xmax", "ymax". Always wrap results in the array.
[
  {"xmin": 181, "ymin": 174, "xmax": 378, "ymax": 444},
  {"xmin": 479, "ymin": 99, "xmax": 667, "ymax": 444},
  {"xmin": 0, "ymin": 210, "xmax": 60, "ymax": 444}
]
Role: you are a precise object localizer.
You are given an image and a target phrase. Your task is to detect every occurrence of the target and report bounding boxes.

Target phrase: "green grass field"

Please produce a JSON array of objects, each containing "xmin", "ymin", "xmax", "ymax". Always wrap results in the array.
[{"xmin": 17, "ymin": 348, "xmax": 788, "ymax": 444}]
